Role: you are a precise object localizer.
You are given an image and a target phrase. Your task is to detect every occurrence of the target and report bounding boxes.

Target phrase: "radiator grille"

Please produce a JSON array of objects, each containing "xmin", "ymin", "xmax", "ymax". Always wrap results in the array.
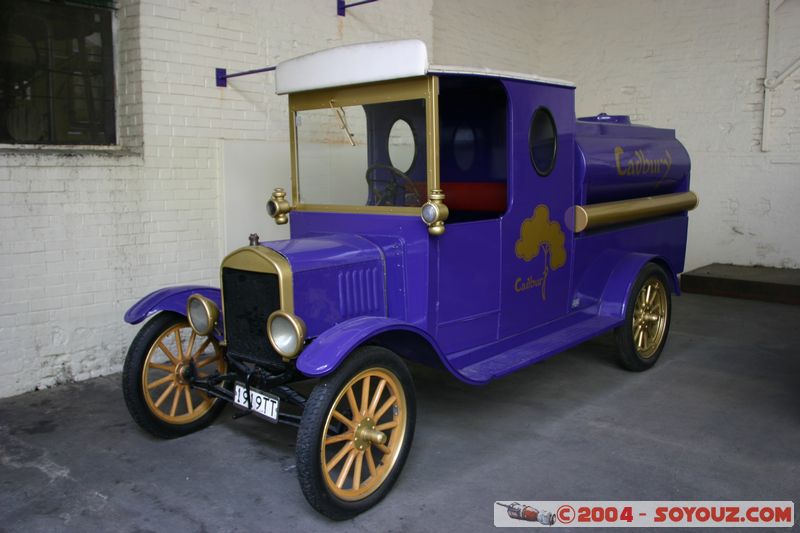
[{"xmin": 222, "ymin": 267, "xmax": 282, "ymax": 365}]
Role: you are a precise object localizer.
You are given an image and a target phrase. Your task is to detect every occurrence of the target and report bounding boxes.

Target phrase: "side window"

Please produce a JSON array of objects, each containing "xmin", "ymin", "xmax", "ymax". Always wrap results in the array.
[
  {"xmin": 529, "ymin": 107, "xmax": 557, "ymax": 176},
  {"xmin": 438, "ymin": 78, "xmax": 507, "ymax": 223},
  {"xmin": 0, "ymin": 0, "xmax": 116, "ymax": 145}
]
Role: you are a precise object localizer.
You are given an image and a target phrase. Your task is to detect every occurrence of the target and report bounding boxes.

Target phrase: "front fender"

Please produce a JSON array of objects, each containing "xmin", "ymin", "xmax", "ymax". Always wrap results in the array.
[
  {"xmin": 296, "ymin": 316, "xmax": 454, "ymax": 379},
  {"xmin": 123, "ymin": 285, "xmax": 221, "ymax": 325}
]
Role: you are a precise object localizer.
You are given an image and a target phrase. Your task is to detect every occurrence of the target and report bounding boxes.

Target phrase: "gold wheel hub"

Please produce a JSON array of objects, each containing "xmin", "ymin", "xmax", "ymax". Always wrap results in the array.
[
  {"xmin": 632, "ymin": 277, "xmax": 668, "ymax": 358},
  {"xmin": 141, "ymin": 322, "xmax": 226, "ymax": 424},
  {"xmin": 353, "ymin": 417, "xmax": 387, "ymax": 450},
  {"xmin": 320, "ymin": 368, "xmax": 407, "ymax": 501},
  {"xmin": 173, "ymin": 362, "xmax": 191, "ymax": 385}
]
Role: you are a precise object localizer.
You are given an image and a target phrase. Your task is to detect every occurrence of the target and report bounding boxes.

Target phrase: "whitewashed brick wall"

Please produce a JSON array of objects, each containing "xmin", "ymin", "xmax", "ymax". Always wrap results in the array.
[
  {"xmin": 0, "ymin": 153, "xmax": 143, "ymax": 394},
  {"xmin": 433, "ymin": 0, "xmax": 541, "ymax": 72},
  {"xmin": 0, "ymin": 0, "xmax": 433, "ymax": 398}
]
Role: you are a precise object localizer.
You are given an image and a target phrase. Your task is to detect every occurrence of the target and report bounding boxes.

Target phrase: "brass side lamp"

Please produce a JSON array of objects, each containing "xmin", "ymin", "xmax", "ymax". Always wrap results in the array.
[
  {"xmin": 420, "ymin": 189, "xmax": 449, "ymax": 236},
  {"xmin": 267, "ymin": 187, "xmax": 292, "ymax": 225}
]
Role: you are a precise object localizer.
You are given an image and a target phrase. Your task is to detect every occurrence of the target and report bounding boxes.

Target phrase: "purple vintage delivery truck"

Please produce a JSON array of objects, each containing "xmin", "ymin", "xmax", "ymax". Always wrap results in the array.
[{"xmin": 122, "ymin": 40, "xmax": 697, "ymax": 519}]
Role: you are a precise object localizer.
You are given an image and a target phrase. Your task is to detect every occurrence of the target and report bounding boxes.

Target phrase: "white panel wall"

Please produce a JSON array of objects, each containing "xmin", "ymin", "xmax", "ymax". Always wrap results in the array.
[{"xmin": 222, "ymin": 140, "xmax": 291, "ymax": 251}]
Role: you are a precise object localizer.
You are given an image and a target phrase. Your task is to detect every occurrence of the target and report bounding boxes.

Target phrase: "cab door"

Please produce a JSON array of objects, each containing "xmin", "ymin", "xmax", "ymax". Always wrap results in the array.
[
  {"xmin": 498, "ymin": 81, "xmax": 575, "ymax": 338},
  {"xmin": 432, "ymin": 77, "xmax": 506, "ymax": 355},
  {"xmin": 434, "ymin": 220, "xmax": 502, "ymax": 354}
]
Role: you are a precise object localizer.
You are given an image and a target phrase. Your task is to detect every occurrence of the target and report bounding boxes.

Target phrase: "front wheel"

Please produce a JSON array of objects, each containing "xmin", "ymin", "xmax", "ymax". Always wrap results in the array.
[
  {"xmin": 614, "ymin": 263, "xmax": 672, "ymax": 371},
  {"xmin": 122, "ymin": 312, "xmax": 228, "ymax": 438},
  {"xmin": 296, "ymin": 346, "xmax": 416, "ymax": 520}
]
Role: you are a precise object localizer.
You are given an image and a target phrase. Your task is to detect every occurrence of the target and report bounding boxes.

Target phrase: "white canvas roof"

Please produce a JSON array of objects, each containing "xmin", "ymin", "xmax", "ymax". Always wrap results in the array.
[{"xmin": 274, "ymin": 39, "xmax": 574, "ymax": 94}]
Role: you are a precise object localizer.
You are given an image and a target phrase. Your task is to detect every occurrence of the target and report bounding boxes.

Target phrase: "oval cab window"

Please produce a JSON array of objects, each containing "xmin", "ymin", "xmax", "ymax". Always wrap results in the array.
[
  {"xmin": 387, "ymin": 119, "xmax": 416, "ymax": 172},
  {"xmin": 529, "ymin": 107, "xmax": 557, "ymax": 176}
]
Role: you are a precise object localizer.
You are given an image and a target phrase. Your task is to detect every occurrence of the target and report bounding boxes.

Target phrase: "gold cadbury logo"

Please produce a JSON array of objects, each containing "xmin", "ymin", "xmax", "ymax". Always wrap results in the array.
[
  {"xmin": 614, "ymin": 146, "xmax": 672, "ymax": 178},
  {"xmin": 514, "ymin": 205, "xmax": 567, "ymax": 300}
]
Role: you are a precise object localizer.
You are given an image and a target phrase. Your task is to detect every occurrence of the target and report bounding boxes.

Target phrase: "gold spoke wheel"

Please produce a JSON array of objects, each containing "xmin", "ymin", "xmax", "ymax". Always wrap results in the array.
[
  {"xmin": 631, "ymin": 277, "xmax": 668, "ymax": 359},
  {"xmin": 615, "ymin": 264, "xmax": 672, "ymax": 371},
  {"xmin": 141, "ymin": 322, "xmax": 226, "ymax": 425},
  {"xmin": 296, "ymin": 346, "xmax": 415, "ymax": 519},
  {"xmin": 320, "ymin": 368, "xmax": 408, "ymax": 502}
]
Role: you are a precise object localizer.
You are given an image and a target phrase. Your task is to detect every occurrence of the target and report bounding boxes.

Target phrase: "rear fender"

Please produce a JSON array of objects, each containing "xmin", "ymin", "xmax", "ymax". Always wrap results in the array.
[
  {"xmin": 296, "ymin": 316, "xmax": 473, "ymax": 381},
  {"xmin": 598, "ymin": 253, "xmax": 678, "ymax": 320},
  {"xmin": 123, "ymin": 285, "xmax": 221, "ymax": 327}
]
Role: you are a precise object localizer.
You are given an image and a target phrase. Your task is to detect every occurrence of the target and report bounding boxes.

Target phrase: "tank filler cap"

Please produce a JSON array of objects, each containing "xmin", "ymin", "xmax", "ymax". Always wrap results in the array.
[{"xmin": 578, "ymin": 112, "xmax": 631, "ymax": 125}]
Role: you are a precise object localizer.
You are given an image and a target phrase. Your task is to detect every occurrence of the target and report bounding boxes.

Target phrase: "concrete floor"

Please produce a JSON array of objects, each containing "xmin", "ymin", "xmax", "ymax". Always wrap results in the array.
[{"xmin": 0, "ymin": 294, "xmax": 798, "ymax": 532}]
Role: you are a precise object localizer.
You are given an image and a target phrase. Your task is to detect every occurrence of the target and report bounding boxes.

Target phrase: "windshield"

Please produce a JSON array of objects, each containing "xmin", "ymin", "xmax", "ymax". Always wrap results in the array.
[{"xmin": 295, "ymin": 98, "xmax": 427, "ymax": 208}]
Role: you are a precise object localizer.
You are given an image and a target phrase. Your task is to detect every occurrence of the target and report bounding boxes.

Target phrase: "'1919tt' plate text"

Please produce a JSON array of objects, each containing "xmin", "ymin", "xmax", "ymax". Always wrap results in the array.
[{"xmin": 233, "ymin": 384, "xmax": 279, "ymax": 423}]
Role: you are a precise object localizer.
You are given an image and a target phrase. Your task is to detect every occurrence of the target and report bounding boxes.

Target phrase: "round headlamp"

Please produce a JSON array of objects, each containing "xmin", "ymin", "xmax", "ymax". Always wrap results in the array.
[
  {"xmin": 267, "ymin": 310, "xmax": 306, "ymax": 359},
  {"xmin": 186, "ymin": 294, "xmax": 219, "ymax": 336}
]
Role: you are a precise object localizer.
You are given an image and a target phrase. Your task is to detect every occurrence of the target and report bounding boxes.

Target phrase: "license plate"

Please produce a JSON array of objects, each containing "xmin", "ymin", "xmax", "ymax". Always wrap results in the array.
[{"xmin": 233, "ymin": 384, "xmax": 280, "ymax": 423}]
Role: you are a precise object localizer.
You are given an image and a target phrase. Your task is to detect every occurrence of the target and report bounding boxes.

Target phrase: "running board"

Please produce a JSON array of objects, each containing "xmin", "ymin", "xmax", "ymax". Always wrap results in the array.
[{"xmin": 456, "ymin": 314, "xmax": 621, "ymax": 383}]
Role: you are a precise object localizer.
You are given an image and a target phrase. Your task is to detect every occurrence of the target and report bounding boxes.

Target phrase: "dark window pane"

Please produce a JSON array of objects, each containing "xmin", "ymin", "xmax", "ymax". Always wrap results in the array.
[
  {"xmin": 452, "ymin": 125, "xmax": 476, "ymax": 171},
  {"xmin": 529, "ymin": 107, "xmax": 557, "ymax": 176},
  {"xmin": 0, "ymin": 0, "xmax": 115, "ymax": 145}
]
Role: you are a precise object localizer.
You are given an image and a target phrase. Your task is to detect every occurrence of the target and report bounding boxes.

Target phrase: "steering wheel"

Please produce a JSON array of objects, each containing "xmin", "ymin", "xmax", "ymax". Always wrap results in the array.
[{"xmin": 365, "ymin": 164, "xmax": 423, "ymax": 207}]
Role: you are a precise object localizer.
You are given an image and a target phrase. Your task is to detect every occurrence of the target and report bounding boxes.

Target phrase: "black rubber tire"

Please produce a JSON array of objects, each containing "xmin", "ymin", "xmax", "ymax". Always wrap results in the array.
[
  {"xmin": 295, "ymin": 346, "xmax": 416, "ymax": 520},
  {"xmin": 614, "ymin": 263, "xmax": 672, "ymax": 372},
  {"xmin": 122, "ymin": 312, "xmax": 228, "ymax": 439}
]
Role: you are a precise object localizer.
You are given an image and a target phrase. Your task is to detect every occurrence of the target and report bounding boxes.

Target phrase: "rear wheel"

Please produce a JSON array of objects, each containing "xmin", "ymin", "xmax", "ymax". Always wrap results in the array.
[
  {"xmin": 122, "ymin": 312, "xmax": 228, "ymax": 438},
  {"xmin": 296, "ymin": 346, "xmax": 416, "ymax": 520},
  {"xmin": 615, "ymin": 263, "xmax": 672, "ymax": 371}
]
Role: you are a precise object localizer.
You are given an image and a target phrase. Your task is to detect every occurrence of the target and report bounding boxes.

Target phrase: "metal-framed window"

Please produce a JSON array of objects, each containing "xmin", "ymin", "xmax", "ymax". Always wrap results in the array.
[{"xmin": 0, "ymin": 0, "xmax": 116, "ymax": 145}]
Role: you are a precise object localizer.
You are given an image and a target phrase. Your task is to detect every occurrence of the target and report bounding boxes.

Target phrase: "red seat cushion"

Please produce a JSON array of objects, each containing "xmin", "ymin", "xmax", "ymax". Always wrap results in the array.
[{"xmin": 414, "ymin": 182, "xmax": 507, "ymax": 212}]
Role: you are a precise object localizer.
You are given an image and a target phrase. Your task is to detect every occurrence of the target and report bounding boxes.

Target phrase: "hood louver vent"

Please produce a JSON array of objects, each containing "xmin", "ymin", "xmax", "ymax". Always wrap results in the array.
[{"xmin": 338, "ymin": 267, "xmax": 381, "ymax": 319}]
